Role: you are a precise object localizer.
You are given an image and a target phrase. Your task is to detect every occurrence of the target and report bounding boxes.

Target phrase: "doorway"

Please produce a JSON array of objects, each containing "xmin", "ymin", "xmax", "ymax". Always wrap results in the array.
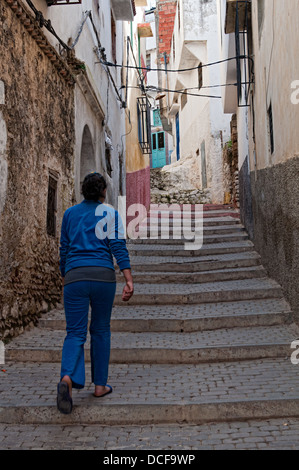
[{"xmin": 151, "ymin": 131, "xmax": 166, "ymax": 168}]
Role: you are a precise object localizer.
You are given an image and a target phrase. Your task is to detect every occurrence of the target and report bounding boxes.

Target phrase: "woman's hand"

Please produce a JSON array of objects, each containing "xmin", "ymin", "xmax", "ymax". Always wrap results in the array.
[
  {"xmin": 121, "ymin": 269, "xmax": 134, "ymax": 302},
  {"xmin": 122, "ymin": 280, "xmax": 134, "ymax": 301}
]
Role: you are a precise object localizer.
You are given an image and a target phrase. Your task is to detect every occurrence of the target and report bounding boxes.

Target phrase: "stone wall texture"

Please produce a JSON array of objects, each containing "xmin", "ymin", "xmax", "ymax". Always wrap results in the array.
[
  {"xmin": 250, "ymin": 156, "xmax": 299, "ymax": 321},
  {"xmin": 150, "ymin": 168, "xmax": 212, "ymax": 204},
  {"xmin": 0, "ymin": 0, "xmax": 75, "ymax": 340}
]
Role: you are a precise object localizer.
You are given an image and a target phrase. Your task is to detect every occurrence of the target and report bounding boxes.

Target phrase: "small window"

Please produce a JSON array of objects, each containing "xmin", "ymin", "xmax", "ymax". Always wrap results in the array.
[
  {"xmin": 152, "ymin": 134, "xmax": 157, "ymax": 150},
  {"xmin": 47, "ymin": 176, "xmax": 57, "ymax": 237},
  {"xmin": 268, "ymin": 103, "xmax": 274, "ymax": 155},
  {"xmin": 198, "ymin": 63, "xmax": 203, "ymax": 90},
  {"xmin": 158, "ymin": 132, "xmax": 165, "ymax": 149},
  {"xmin": 146, "ymin": 53, "xmax": 151, "ymax": 69}
]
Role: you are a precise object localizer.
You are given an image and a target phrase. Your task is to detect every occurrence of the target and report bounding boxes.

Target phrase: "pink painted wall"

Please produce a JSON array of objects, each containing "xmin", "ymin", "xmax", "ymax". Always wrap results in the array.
[{"xmin": 126, "ymin": 166, "xmax": 151, "ymax": 224}]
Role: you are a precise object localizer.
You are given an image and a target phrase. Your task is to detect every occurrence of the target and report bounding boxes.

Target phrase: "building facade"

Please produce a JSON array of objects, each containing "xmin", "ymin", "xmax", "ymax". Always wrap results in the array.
[
  {"xmin": 0, "ymin": 0, "xmax": 76, "ymax": 339},
  {"xmin": 0, "ymin": 0, "xmax": 135, "ymax": 339},
  {"xmin": 124, "ymin": 1, "xmax": 153, "ymax": 216},
  {"xmin": 155, "ymin": 0, "xmax": 232, "ymax": 203},
  {"xmin": 145, "ymin": 4, "xmax": 173, "ymax": 169},
  {"xmin": 219, "ymin": 0, "xmax": 299, "ymax": 318},
  {"xmin": 33, "ymin": 0, "xmax": 133, "ymax": 208}
]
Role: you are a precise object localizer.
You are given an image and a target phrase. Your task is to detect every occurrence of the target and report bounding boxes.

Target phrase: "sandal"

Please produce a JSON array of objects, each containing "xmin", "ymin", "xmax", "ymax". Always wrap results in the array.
[
  {"xmin": 93, "ymin": 384, "xmax": 113, "ymax": 398},
  {"xmin": 57, "ymin": 381, "xmax": 73, "ymax": 414}
]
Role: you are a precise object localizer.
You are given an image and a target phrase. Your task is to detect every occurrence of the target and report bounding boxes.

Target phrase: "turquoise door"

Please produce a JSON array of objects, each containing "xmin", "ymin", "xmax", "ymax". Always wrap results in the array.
[{"xmin": 152, "ymin": 131, "xmax": 166, "ymax": 168}]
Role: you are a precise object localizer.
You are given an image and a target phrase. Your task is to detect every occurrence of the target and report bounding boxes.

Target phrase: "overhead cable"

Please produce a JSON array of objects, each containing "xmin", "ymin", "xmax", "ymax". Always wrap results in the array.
[
  {"xmin": 97, "ymin": 55, "xmax": 254, "ymax": 74},
  {"xmin": 25, "ymin": 0, "xmax": 70, "ymax": 50}
]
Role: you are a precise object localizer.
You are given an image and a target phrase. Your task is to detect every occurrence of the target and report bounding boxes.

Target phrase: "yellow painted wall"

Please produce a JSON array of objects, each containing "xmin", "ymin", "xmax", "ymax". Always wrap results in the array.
[{"xmin": 124, "ymin": 19, "xmax": 150, "ymax": 174}]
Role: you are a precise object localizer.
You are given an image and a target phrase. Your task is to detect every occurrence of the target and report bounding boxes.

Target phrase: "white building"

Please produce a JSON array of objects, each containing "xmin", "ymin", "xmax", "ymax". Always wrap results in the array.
[
  {"xmin": 217, "ymin": 0, "xmax": 250, "ymax": 204},
  {"xmin": 157, "ymin": 0, "xmax": 232, "ymax": 203},
  {"xmin": 29, "ymin": 0, "xmax": 136, "ymax": 207},
  {"xmin": 145, "ymin": 4, "xmax": 173, "ymax": 168}
]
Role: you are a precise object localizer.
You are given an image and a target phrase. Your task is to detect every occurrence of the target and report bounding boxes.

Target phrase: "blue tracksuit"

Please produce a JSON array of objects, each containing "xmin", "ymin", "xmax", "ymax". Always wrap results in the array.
[
  {"xmin": 59, "ymin": 199, "xmax": 131, "ymax": 389},
  {"xmin": 59, "ymin": 199, "xmax": 131, "ymax": 276}
]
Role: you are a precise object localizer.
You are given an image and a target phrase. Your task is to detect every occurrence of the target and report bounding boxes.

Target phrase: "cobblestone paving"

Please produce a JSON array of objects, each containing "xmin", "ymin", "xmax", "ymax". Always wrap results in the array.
[
  {"xmin": 1, "ymin": 358, "xmax": 299, "ymax": 406},
  {"xmin": 2, "ymin": 209, "xmax": 299, "ymax": 450},
  {"xmin": 1, "ymin": 419, "xmax": 299, "ymax": 450},
  {"xmin": 45, "ymin": 298, "xmax": 292, "ymax": 322},
  {"xmin": 114, "ymin": 278, "xmax": 280, "ymax": 295},
  {"xmin": 5, "ymin": 324, "xmax": 299, "ymax": 351},
  {"xmin": 129, "ymin": 241, "xmax": 254, "ymax": 251},
  {"xmin": 129, "ymin": 251, "xmax": 261, "ymax": 266}
]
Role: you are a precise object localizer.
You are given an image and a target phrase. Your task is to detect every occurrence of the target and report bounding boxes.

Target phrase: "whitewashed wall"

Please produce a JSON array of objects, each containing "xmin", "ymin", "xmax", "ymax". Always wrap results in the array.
[
  {"xmin": 165, "ymin": 0, "xmax": 232, "ymax": 203},
  {"xmin": 28, "ymin": 0, "xmax": 127, "ymax": 207}
]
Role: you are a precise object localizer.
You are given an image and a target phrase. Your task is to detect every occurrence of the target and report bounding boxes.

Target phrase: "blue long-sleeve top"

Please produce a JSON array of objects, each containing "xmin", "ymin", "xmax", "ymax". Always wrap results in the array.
[{"xmin": 59, "ymin": 200, "xmax": 131, "ymax": 277}]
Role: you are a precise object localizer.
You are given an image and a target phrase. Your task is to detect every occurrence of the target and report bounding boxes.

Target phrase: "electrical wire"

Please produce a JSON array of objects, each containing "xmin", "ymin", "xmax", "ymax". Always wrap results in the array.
[
  {"xmin": 98, "ymin": 55, "xmax": 254, "ymax": 74},
  {"xmin": 24, "ymin": 1, "xmax": 125, "ymax": 107},
  {"xmin": 25, "ymin": 0, "xmax": 70, "ymax": 50},
  {"xmin": 87, "ymin": 12, "xmax": 125, "ymax": 108},
  {"xmin": 69, "ymin": 10, "xmax": 91, "ymax": 50},
  {"xmin": 24, "ymin": 1, "xmax": 253, "ymax": 104},
  {"xmin": 148, "ymin": 83, "xmax": 239, "ymax": 91},
  {"xmin": 119, "ymin": 83, "xmax": 242, "ymax": 100},
  {"xmin": 131, "ymin": 86, "xmax": 221, "ymax": 99}
]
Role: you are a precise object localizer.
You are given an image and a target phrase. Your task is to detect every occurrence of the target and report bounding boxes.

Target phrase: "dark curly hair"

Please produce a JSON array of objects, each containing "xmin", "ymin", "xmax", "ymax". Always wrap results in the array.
[{"xmin": 82, "ymin": 172, "xmax": 107, "ymax": 202}]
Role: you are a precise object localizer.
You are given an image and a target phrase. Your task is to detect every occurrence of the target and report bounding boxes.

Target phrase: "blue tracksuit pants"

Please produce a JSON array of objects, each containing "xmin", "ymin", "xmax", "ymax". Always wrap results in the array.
[{"xmin": 60, "ymin": 280, "xmax": 116, "ymax": 389}]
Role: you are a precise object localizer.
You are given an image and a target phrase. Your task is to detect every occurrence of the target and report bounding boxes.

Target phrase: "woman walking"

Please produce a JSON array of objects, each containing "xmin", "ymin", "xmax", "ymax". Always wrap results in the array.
[{"xmin": 57, "ymin": 172, "xmax": 133, "ymax": 414}]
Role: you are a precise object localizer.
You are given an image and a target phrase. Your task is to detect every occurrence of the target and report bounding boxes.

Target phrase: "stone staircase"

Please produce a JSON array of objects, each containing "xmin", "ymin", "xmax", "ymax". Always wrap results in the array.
[{"xmin": 2, "ymin": 204, "xmax": 299, "ymax": 448}]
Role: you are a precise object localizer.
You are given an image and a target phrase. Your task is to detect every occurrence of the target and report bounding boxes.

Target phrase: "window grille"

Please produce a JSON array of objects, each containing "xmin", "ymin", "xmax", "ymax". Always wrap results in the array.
[
  {"xmin": 235, "ymin": 0, "xmax": 254, "ymax": 107},
  {"xmin": 137, "ymin": 96, "xmax": 152, "ymax": 154}
]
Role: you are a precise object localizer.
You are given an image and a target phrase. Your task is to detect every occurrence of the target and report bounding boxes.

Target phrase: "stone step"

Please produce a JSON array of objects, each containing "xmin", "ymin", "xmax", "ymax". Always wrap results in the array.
[
  {"xmin": 3, "ymin": 418, "xmax": 299, "ymax": 450},
  {"xmin": 116, "ymin": 266, "xmax": 267, "ymax": 284},
  {"xmin": 1, "ymin": 358, "xmax": 299, "ymax": 425},
  {"xmin": 150, "ymin": 204, "xmax": 236, "ymax": 212},
  {"xmin": 113, "ymin": 278, "xmax": 283, "ymax": 305},
  {"xmin": 147, "ymin": 210, "xmax": 240, "ymax": 219},
  {"xmin": 139, "ymin": 216, "xmax": 241, "ymax": 228},
  {"xmin": 6, "ymin": 324, "xmax": 299, "ymax": 364},
  {"xmin": 129, "ymin": 251, "xmax": 262, "ymax": 272},
  {"xmin": 39, "ymin": 298, "xmax": 293, "ymax": 332},
  {"xmin": 128, "ymin": 240, "xmax": 255, "ymax": 258},
  {"xmin": 127, "ymin": 232, "xmax": 249, "ymax": 245},
  {"xmin": 132, "ymin": 225, "xmax": 247, "ymax": 240}
]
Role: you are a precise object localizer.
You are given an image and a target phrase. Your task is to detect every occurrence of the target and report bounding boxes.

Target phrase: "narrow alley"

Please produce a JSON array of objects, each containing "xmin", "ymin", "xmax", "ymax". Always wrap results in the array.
[
  {"xmin": 1, "ymin": 205, "xmax": 299, "ymax": 450},
  {"xmin": 1, "ymin": 0, "xmax": 299, "ymax": 455}
]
